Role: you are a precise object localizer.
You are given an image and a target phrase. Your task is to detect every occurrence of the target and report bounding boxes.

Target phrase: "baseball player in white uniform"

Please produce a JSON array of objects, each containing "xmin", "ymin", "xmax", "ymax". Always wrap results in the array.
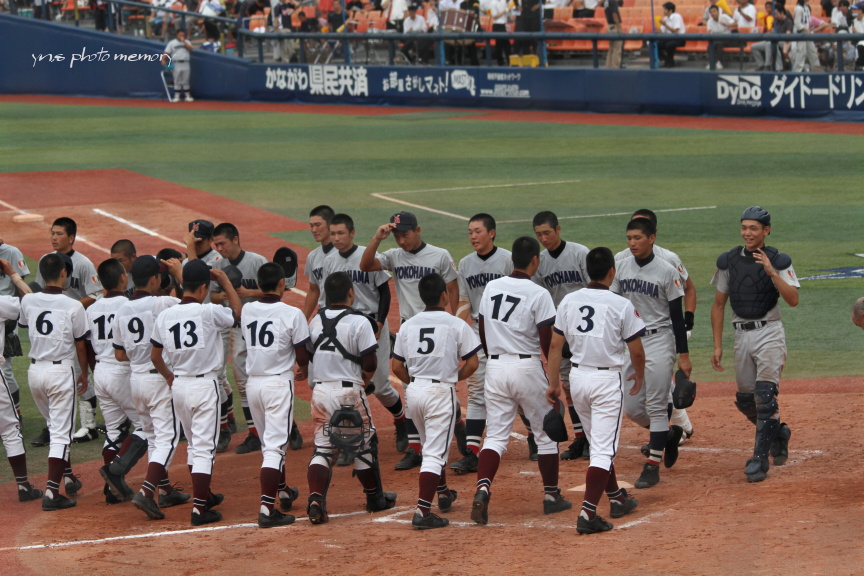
[
  {"xmin": 149, "ymin": 260, "xmax": 241, "ymax": 525},
  {"xmin": 20, "ymin": 253, "xmax": 90, "ymax": 511},
  {"xmin": 305, "ymin": 272, "xmax": 397, "ymax": 524},
  {"xmin": 0, "ymin": 259, "xmax": 42, "ymax": 503},
  {"xmin": 451, "ymin": 213, "xmax": 512, "ymax": 475},
  {"xmin": 0, "ymin": 242, "xmax": 29, "ymax": 424},
  {"xmin": 242, "ymin": 262, "xmax": 310, "ymax": 528},
  {"xmin": 547, "ymin": 247, "xmax": 645, "ymax": 535},
  {"xmin": 34, "ymin": 217, "xmax": 104, "ymax": 444},
  {"xmin": 470, "ymin": 237, "xmax": 572, "ymax": 526},
  {"xmin": 392, "ymin": 273, "xmax": 481, "ymax": 530},
  {"xmin": 611, "ymin": 218, "xmax": 691, "ymax": 489},
  {"xmin": 532, "ymin": 211, "xmax": 590, "ymax": 462},
  {"xmin": 113, "ymin": 255, "xmax": 190, "ymax": 517},
  {"xmin": 360, "ymin": 211, "xmax": 462, "ymax": 471},
  {"xmin": 711, "ymin": 206, "xmax": 798, "ymax": 483},
  {"xmin": 86, "ymin": 259, "xmax": 139, "ymax": 503},
  {"xmin": 615, "ymin": 209, "xmax": 696, "ymax": 446},
  {"xmin": 324, "ymin": 213, "xmax": 407, "ymax": 461},
  {"xmin": 110, "ymin": 239, "xmax": 138, "ymax": 297},
  {"xmin": 211, "ymin": 222, "xmax": 271, "ymax": 456}
]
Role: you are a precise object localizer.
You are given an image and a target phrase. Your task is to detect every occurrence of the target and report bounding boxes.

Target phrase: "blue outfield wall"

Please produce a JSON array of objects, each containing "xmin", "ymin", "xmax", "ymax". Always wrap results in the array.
[{"xmin": 3, "ymin": 14, "xmax": 864, "ymax": 118}]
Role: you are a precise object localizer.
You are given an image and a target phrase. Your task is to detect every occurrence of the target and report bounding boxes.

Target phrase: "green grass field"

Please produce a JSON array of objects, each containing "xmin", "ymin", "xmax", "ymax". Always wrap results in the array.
[{"xmin": 1, "ymin": 101, "xmax": 862, "ymax": 480}]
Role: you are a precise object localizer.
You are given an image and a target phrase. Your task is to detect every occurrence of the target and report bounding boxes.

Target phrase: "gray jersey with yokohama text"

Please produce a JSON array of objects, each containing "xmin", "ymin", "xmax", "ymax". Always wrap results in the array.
[
  {"xmin": 377, "ymin": 242, "xmax": 459, "ymax": 321},
  {"xmin": 322, "ymin": 245, "xmax": 390, "ymax": 316},
  {"xmin": 0, "ymin": 244, "xmax": 29, "ymax": 297},
  {"xmin": 458, "ymin": 246, "xmax": 513, "ymax": 322},
  {"xmin": 616, "ymin": 244, "xmax": 689, "ymax": 282},
  {"xmin": 532, "ymin": 241, "xmax": 590, "ymax": 307},
  {"xmin": 212, "ymin": 250, "xmax": 269, "ymax": 305},
  {"xmin": 304, "ymin": 244, "xmax": 334, "ymax": 308},
  {"xmin": 610, "ymin": 255, "xmax": 684, "ymax": 331}
]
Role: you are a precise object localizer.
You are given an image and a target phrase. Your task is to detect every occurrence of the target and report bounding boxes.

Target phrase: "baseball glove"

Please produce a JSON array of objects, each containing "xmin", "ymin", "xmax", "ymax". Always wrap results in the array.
[
  {"xmin": 543, "ymin": 398, "xmax": 568, "ymax": 443},
  {"xmin": 672, "ymin": 369, "xmax": 697, "ymax": 409}
]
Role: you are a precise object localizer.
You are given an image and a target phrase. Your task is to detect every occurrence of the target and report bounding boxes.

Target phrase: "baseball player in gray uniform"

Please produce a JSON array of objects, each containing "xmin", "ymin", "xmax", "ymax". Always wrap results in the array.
[
  {"xmin": 110, "ymin": 239, "xmax": 138, "ymax": 298},
  {"xmin": 113, "ymin": 256, "xmax": 190, "ymax": 516},
  {"xmin": 392, "ymin": 273, "xmax": 481, "ymax": 530},
  {"xmin": 615, "ymin": 209, "xmax": 696, "ymax": 446},
  {"xmin": 547, "ymin": 247, "xmax": 645, "ymax": 534},
  {"xmin": 0, "ymin": 242, "xmax": 29, "ymax": 427},
  {"xmin": 242, "ymin": 263, "xmax": 309, "ymax": 528},
  {"xmin": 360, "ymin": 211, "xmax": 461, "ymax": 471},
  {"xmin": 471, "ymin": 237, "xmax": 572, "ymax": 526},
  {"xmin": 303, "ymin": 205, "xmax": 336, "ymax": 318},
  {"xmin": 162, "ymin": 29, "xmax": 194, "ymax": 102},
  {"xmin": 532, "ymin": 211, "xmax": 590, "ymax": 461},
  {"xmin": 0, "ymin": 259, "xmax": 42, "ymax": 503},
  {"xmin": 149, "ymin": 260, "xmax": 241, "ymax": 525},
  {"xmin": 451, "ymin": 213, "xmax": 512, "ymax": 475},
  {"xmin": 34, "ymin": 217, "xmax": 104, "ymax": 445},
  {"xmin": 711, "ymin": 206, "xmax": 798, "ymax": 483},
  {"xmin": 211, "ymin": 222, "xmax": 271, "ymax": 456},
  {"xmin": 20, "ymin": 253, "xmax": 90, "ymax": 511},
  {"xmin": 305, "ymin": 271, "xmax": 397, "ymax": 524},
  {"xmin": 324, "ymin": 213, "xmax": 407, "ymax": 462},
  {"xmin": 611, "ymin": 218, "xmax": 691, "ymax": 489}
]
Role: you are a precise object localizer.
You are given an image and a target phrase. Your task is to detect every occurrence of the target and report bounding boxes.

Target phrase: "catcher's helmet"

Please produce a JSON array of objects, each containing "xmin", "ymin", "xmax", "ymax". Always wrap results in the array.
[{"xmin": 740, "ymin": 206, "xmax": 770, "ymax": 226}]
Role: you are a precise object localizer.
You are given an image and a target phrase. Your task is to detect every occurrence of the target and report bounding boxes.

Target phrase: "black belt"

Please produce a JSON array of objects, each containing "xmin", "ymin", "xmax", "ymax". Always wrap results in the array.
[
  {"xmin": 342, "ymin": 381, "xmax": 354, "ymax": 388},
  {"xmin": 644, "ymin": 329, "xmax": 662, "ymax": 335},
  {"xmin": 489, "ymin": 354, "xmax": 532, "ymax": 360},
  {"xmin": 410, "ymin": 377, "xmax": 441, "ymax": 383},
  {"xmin": 149, "ymin": 369, "xmax": 159, "ymax": 374},
  {"xmin": 32, "ymin": 359, "xmax": 62, "ymax": 365},
  {"xmin": 735, "ymin": 321, "xmax": 767, "ymax": 331},
  {"xmin": 573, "ymin": 364, "xmax": 610, "ymax": 370}
]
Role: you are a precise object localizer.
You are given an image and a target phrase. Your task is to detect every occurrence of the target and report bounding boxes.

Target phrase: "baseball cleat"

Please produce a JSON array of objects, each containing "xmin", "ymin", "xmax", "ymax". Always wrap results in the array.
[
  {"xmin": 206, "ymin": 492, "xmax": 224, "ymax": 510},
  {"xmin": 64, "ymin": 475, "xmax": 83, "ymax": 497},
  {"xmin": 215, "ymin": 428, "xmax": 231, "ymax": 453},
  {"xmin": 412, "ymin": 512, "xmax": 449, "ymax": 530},
  {"xmin": 450, "ymin": 451, "xmax": 478, "ymax": 475},
  {"xmin": 527, "ymin": 435, "xmax": 538, "ymax": 461},
  {"xmin": 104, "ymin": 484, "xmax": 124, "ymax": 505},
  {"xmin": 679, "ymin": 427, "xmax": 694, "ymax": 446},
  {"xmin": 159, "ymin": 489, "xmax": 191, "ymax": 508},
  {"xmin": 395, "ymin": 447, "xmax": 422, "ymax": 470},
  {"xmin": 279, "ymin": 486, "xmax": 300, "ymax": 511},
  {"xmin": 234, "ymin": 433, "xmax": 261, "ymax": 454},
  {"xmin": 42, "ymin": 493, "xmax": 77, "ymax": 511},
  {"xmin": 560, "ymin": 436, "xmax": 586, "ymax": 461},
  {"xmin": 288, "ymin": 423, "xmax": 303, "ymax": 450},
  {"xmin": 18, "ymin": 484, "xmax": 43, "ymax": 502},
  {"xmin": 258, "ymin": 509, "xmax": 296, "ymax": 528},
  {"xmin": 307, "ymin": 500, "xmax": 328, "ymax": 524},
  {"xmin": 470, "ymin": 490, "xmax": 490, "ymax": 525},
  {"xmin": 31, "ymin": 428, "xmax": 50, "ymax": 447},
  {"xmin": 191, "ymin": 509, "xmax": 222, "ymax": 526},
  {"xmin": 72, "ymin": 426, "xmax": 100, "ymax": 443},
  {"xmin": 394, "ymin": 419, "xmax": 409, "ymax": 453},
  {"xmin": 543, "ymin": 491, "xmax": 573, "ymax": 515},
  {"xmin": 227, "ymin": 416, "xmax": 237, "ymax": 434},
  {"xmin": 609, "ymin": 490, "xmax": 639, "ymax": 518},
  {"xmin": 771, "ymin": 423, "xmax": 791, "ymax": 466},
  {"xmin": 454, "ymin": 420, "xmax": 468, "ymax": 456},
  {"xmin": 744, "ymin": 458, "xmax": 769, "ymax": 483},
  {"xmin": 132, "ymin": 493, "xmax": 165, "ymax": 520},
  {"xmin": 634, "ymin": 463, "xmax": 660, "ymax": 489},
  {"xmin": 99, "ymin": 465, "xmax": 132, "ymax": 501},
  {"xmin": 438, "ymin": 489, "xmax": 457, "ymax": 513},
  {"xmin": 664, "ymin": 425, "xmax": 684, "ymax": 468},
  {"xmin": 577, "ymin": 514, "xmax": 613, "ymax": 534},
  {"xmin": 366, "ymin": 491, "xmax": 397, "ymax": 512}
]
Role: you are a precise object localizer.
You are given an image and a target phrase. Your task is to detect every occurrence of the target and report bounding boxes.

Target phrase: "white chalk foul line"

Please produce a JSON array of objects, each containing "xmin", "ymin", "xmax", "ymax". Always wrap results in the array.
[
  {"xmin": 0, "ymin": 199, "xmax": 30, "ymax": 215},
  {"xmin": 497, "ymin": 205, "xmax": 718, "ymax": 224},
  {"xmin": 615, "ymin": 510, "xmax": 669, "ymax": 530},
  {"xmin": 371, "ymin": 193, "xmax": 470, "ymax": 221},
  {"xmin": 378, "ymin": 180, "xmax": 583, "ymax": 196},
  {"xmin": 92, "ymin": 208, "xmax": 186, "ymax": 249}
]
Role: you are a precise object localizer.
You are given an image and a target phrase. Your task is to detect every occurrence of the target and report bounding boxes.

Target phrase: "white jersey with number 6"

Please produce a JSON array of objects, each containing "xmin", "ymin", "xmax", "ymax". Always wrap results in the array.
[
  {"xmin": 478, "ymin": 275, "xmax": 556, "ymax": 356},
  {"xmin": 113, "ymin": 294, "xmax": 180, "ymax": 371},
  {"xmin": 151, "ymin": 301, "xmax": 235, "ymax": 376},
  {"xmin": 242, "ymin": 299, "xmax": 310, "ymax": 376},
  {"xmin": 19, "ymin": 291, "xmax": 89, "ymax": 361},
  {"xmin": 393, "ymin": 311, "xmax": 481, "ymax": 383}
]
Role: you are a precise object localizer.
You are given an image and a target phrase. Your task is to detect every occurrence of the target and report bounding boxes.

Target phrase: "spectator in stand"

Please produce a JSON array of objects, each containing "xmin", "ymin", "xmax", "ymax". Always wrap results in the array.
[
  {"xmin": 658, "ymin": 2, "xmax": 686, "ymax": 67},
  {"xmin": 702, "ymin": 0, "xmax": 733, "ymax": 23},
  {"xmin": 272, "ymin": 0, "xmax": 297, "ymax": 62},
  {"xmin": 854, "ymin": 4, "xmax": 864, "ymax": 69},
  {"xmin": 751, "ymin": 1, "xmax": 793, "ymax": 70},
  {"xmin": 483, "ymin": 0, "xmax": 512, "ymax": 65},
  {"xmin": 792, "ymin": 0, "xmax": 822, "ymax": 70},
  {"xmin": 197, "ymin": 0, "xmax": 226, "ymax": 42},
  {"xmin": 706, "ymin": 4, "xmax": 737, "ymax": 68},
  {"xmin": 516, "ymin": 0, "xmax": 542, "ymax": 55},
  {"xmin": 151, "ymin": 0, "xmax": 178, "ymax": 40},
  {"xmin": 426, "ymin": 1, "xmax": 439, "ymax": 30},
  {"xmin": 605, "ymin": 0, "xmax": 624, "ymax": 68},
  {"xmin": 733, "ymin": 0, "xmax": 758, "ymax": 29},
  {"xmin": 830, "ymin": 0, "xmax": 850, "ymax": 27},
  {"xmin": 575, "ymin": 0, "xmax": 599, "ymax": 18},
  {"xmin": 382, "ymin": 0, "xmax": 408, "ymax": 30},
  {"xmin": 297, "ymin": 10, "xmax": 319, "ymax": 31},
  {"xmin": 820, "ymin": 0, "xmax": 836, "ymax": 16},
  {"xmin": 403, "ymin": 4, "xmax": 432, "ymax": 63},
  {"xmin": 90, "ymin": 0, "xmax": 108, "ymax": 31}
]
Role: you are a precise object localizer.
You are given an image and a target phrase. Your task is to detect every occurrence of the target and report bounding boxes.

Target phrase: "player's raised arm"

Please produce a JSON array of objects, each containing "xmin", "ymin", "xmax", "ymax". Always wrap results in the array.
[
  {"xmin": 0, "ymin": 259, "xmax": 31, "ymax": 296},
  {"xmin": 211, "ymin": 268, "xmax": 242, "ymax": 320},
  {"xmin": 359, "ymin": 225, "xmax": 392, "ymax": 272}
]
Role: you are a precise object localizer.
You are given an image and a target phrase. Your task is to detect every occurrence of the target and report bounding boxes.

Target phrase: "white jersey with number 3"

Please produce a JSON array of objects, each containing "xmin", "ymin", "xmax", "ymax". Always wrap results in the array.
[
  {"xmin": 151, "ymin": 301, "xmax": 235, "ymax": 376},
  {"xmin": 554, "ymin": 287, "xmax": 646, "ymax": 369},
  {"xmin": 478, "ymin": 275, "xmax": 556, "ymax": 356},
  {"xmin": 113, "ymin": 294, "xmax": 180, "ymax": 371},
  {"xmin": 242, "ymin": 299, "xmax": 310, "ymax": 376},
  {"xmin": 393, "ymin": 310, "xmax": 481, "ymax": 382}
]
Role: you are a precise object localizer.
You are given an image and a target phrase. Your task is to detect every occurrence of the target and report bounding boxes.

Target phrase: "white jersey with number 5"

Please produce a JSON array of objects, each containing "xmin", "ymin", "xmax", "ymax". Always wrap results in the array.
[
  {"xmin": 393, "ymin": 310, "xmax": 482, "ymax": 382},
  {"xmin": 86, "ymin": 294, "xmax": 129, "ymax": 363},
  {"xmin": 478, "ymin": 275, "xmax": 556, "ymax": 356},
  {"xmin": 554, "ymin": 287, "xmax": 646, "ymax": 369},
  {"xmin": 20, "ymin": 291, "xmax": 90, "ymax": 361},
  {"xmin": 113, "ymin": 294, "xmax": 180, "ymax": 371},
  {"xmin": 242, "ymin": 299, "xmax": 310, "ymax": 376},
  {"xmin": 151, "ymin": 301, "xmax": 235, "ymax": 376}
]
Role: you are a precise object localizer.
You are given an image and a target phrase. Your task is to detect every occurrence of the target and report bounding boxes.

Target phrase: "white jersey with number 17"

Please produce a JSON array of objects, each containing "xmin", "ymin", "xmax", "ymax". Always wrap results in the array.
[{"xmin": 478, "ymin": 275, "xmax": 556, "ymax": 357}]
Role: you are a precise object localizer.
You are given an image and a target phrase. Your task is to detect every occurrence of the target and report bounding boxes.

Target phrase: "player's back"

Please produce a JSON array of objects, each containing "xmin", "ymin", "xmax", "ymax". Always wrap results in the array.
[
  {"xmin": 20, "ymin": 291, "xmax": 88, "ymax": 361},
  {"xmin": 86, "ymin": 294, "xmax": 129, "ymax": 363},
  {"xmin": 152, "ymin": 300, "xmax": 234, "ymax": 376},
  {"xmin": 479, "ymin": 275, "xmax": 556, "ymax": 356},
  {"xmin": 242, "ymin": 299, "xmax": 309, "ymax": 377},
  {"xmin": 114, "ymin": 295, "xmax": 180, "ymax": 370},
  {"xmin": 395, "ymin": 311, "xmax": 481, "ymax": 382},
  {"xmin": 309, "ymin": 307, "xmax": 377, "ymax": 384}
]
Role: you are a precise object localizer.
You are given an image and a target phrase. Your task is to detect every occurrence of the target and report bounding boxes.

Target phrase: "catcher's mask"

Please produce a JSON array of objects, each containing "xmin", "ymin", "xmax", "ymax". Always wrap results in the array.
[{"xmin": 324, "ymin": 404, "xmax": 370, "ymax": 457}]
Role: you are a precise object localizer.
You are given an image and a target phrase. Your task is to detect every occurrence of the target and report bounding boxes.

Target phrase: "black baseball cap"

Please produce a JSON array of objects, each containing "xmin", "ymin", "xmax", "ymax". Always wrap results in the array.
[
  {"xmin": 131, "ymin": 255, "xmax": 160, "ymax": 282},
  {"xmin": 188, "ymin": 219, "xmax": 215, "ymax": 239},
  {"xmin": 58, "ymin": 253, "xmax": 74, "ymax": 276},
  {"xmin": 183, "ymin": 260, "xmax": 211, "ymax": 283},
  {"xmin": 390, "ymin": 211, "xmax": 418, "ymax": 231}
]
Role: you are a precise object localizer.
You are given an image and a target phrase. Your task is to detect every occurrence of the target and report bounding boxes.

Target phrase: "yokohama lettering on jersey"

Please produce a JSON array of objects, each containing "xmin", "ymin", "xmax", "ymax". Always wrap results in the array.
[
  {"xmin": 377, "ymin": 243, "xmax": 459, "ymax": 321},
  {"xmin": 19, "ymin": 291, "xmax": 90, "ymax": 361},
  {"xmin": 113, "ymin": 294, "xmax": 180, "ymax": 371},
  {"xmin": 86, "ymin": 294, "xmax": 129, "ymax": 364},
  {"xmin": 308, "ymin": 307, "xmax": 378, "ymax": 383},
  {"xmin": 242, "ymin": 300, "xmax": 310, "ymax": 376},
  {"xmin": 478, "ymin": 275, "xmax": 556, "ymax": 356},
  {"xmin": 393, "ymin": 310, "xmax": 481, "ymax": 382},
  {"xmin": 532, "ymin": 241, "xmax": 590, "ymax": 307},
  {"xmin": 151, "ymin": 301, "xmax": 235, "ymax": 376},
  {"xmin": 554, "ymin": 287, "xmax": 645, "ymax": 369},
  {"xmin": 304, "ymin": 244, "xmax": 334, "ymax": 308},
  {"xmin": 322, "ymin": 245, "xmax": 390, "ymax": 316},
  {"xmin": 611, "ymin": 256, "xmax": 683, "ymax": 331},
  {"xmin": 458, "ymin": 246, "xmax": 513, "ymax": 322}
]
